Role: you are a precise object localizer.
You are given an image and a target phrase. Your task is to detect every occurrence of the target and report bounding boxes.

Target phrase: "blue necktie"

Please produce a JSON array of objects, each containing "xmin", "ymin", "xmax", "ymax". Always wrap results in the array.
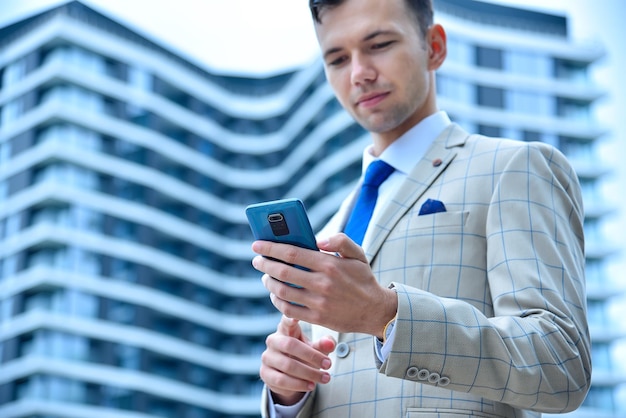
[{"xmin": 344, "ymin": 160, "xmax": 395, "ymax": 245}]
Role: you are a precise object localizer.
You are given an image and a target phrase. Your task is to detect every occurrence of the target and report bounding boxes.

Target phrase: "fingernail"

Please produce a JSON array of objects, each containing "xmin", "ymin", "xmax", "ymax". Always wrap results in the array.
[
  {"xmin": 321, "ymin": 358, "xmax": 331, "ymax": 370},
  {"xmin": 307, "ymin": 382, "xmax": 316, "ymax": 391},
  {"xmin": 321, "ymin": 373, "xmax": 331, "ymax": 384}
]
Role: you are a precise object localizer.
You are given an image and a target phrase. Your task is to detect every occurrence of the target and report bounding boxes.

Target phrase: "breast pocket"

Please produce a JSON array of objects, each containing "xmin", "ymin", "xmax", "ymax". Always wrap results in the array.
[
  {"xmin": 406, "ymin": 210, "xmax": 469, "ymax": 230},
  {"xmin": 384, "ymin": 210, "xmax": 470, "ymax": 256},
  {"xmin": 398, "ymin": 211, "xmax": 471, "ymax": 267}
]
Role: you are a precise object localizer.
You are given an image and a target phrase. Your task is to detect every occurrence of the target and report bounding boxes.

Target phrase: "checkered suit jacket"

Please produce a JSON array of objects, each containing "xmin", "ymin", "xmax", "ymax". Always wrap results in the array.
[{"xmin": 262, "ymin": 124, "xmax": 591, "ymax": 418}]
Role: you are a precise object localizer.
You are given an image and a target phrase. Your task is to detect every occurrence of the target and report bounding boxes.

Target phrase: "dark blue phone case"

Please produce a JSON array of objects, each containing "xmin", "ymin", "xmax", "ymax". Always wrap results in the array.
[{"xmin": 246, "ymin": 199, "xmax": 318, "ymax": 301}]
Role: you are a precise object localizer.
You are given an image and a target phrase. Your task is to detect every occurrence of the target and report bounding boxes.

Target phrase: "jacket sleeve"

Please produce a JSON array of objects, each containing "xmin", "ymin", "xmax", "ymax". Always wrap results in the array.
[{"xmin": 377, "ymin": 142, "xmax": 591, "ymax": 413}]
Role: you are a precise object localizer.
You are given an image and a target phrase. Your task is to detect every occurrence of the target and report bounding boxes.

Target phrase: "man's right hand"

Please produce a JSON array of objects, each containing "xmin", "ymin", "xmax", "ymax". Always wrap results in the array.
[{"xmin": 260, "ymin": 315, "xmax": 336, "ymax": 405}]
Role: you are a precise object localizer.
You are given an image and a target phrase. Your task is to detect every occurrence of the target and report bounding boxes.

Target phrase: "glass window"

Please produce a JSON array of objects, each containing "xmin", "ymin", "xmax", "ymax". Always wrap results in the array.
[
  {"xmin": 114, "ymin": 344, "xmax": 141, "ymax": 370},
  {"xmin": 0, "ymin": 295, "xmax": 14, "ymax": 322},
  {"xmin": 44, "ymin": 45, "xmax": 105, "ymax": 74},
  {"xmin": 72, "ymin": 206, "xmax": 103, "ymax": 232},
  {"xmin": 1, "ymin": 97, "xmax": 26, "ymax": 124},
  {"xmin": 583, "ymin": 386, "xmax": 616, "ymax": 411},
  {"xmin": 188, "ymin": 365, "xmax": 211, "ymax": 386},
  {"xmin": 475, "ymin": 46, "xmax": 503, "ymax": 69},
  {"xmin": 504, "ymin": 50, "xmax": 551, "ymax": 78},
  {"xmin": 189, "ymin": 325, "xmax": 212, "ymax": 346},
  {"xmin": 1, "ymin": 254, "xmax": 18, "ymax": 278},
  {"xmin": 47, "ymin": 331, "xmax": 90, "ymax": 361},
  {"xmin": 445, "ymin": 36, "xmax": 473, "ymax": 66},
  {"xmin": 586, "ymin": 300, "xmax": 606, "ymax": 328},
  {"xmin": 107, "ymin": 300, "xmax": 136, "ymax": 324},
  {"xmin": 507, "ymin": 91, "xmax": 554, "ymax": 116},
  {"xmin": 147, "ymin": 399, "xmax": 178, "ymax": 418},
  {"xmin": 476, "ymin": 86, "xmax": 504, "ymax": 108},
  {"xmin": 2, "ymin": 57, "xmax": 27, "ymax": 85},
  {"xmin": 559, "ymin": 137, "xmax": 595, "ymax": 165},
  {"xmin": 40, "ymin": 85, "xmax": 103, "ymax": 113},
  {"xmin": 151, "ymin": 355, "xmax": 179, "ymax": 380},
  {"xmin": 557, "ymin": 97, "xmax": 590, "ymax": 121},
  {"xmin": 0, "ymin": 140, "xmax": 11, "ymax": 163},
  {"xmin": 113, "ymin": 139, "xmax": 146, "ymax": 163},
  {"xmin": 437, "ymin": 75, "xmax": 475, "ymax": 103},
  {"xmin": 112, "ymin": 219, "xmax": 137, "ymax": 240},
  {"xmin": 33, "ymin": 163, "xmax": 100, "ymax": 190},
  {"xmin": 583, "ymin": 218, "xmax": 601, "ymax": 245},
  {"xmin": 31, "ymin": 205, "xmax": 70, "ymax": 228},
  {"xmin": 477, "ymin": 125, "xmax": 502, "ymax": 137},
  {"xmin": 23, "ymin": 290, "xmax": 53, "ymax": 312},
  {"xmin": 101, "ymin": 385, "xmax": 133, "ymax": 409},
  {"xmin": 522, "ymin": 131, "xmax": 542, "ymax": 142},
  {"xmin": 584, "ymin": 259, "xmax": 603, "ymax": 287},
  {"xmin": 554, "ymin": 58, "xmax": 589, "ymax": 83},
  {"xmin": 49, "ymin": 376, "xmax": 87, "ymax": 402},
  {"xmin": 578, "ymin": 179, "xmax": 600, "ymax": 209},
  {"xmin": 36, "ymin": 124, "xmax": 102, "ymax": 151},
  {"xmin": 153, "ymin": 275, "xmax": 183, "ymax": 295},
  {"xmin": 110, "ymin": 259, "xmax": 138, "ymax": 282},
  {"xmin": 615, "ymin": 385, "xmax": 626, "ymax": 415},
  {"xmin": 64, "ymin": 287, "xmax": 99, "ymax": 317},
  {"xmin": 128, "ymin": 66, "xmax": 152, "ymax": 91}
]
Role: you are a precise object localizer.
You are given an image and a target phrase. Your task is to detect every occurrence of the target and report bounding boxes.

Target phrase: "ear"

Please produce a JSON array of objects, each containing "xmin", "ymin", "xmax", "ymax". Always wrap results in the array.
[{"xmin": 427, "ymin": 24, "xmax": 447, "ymax": 71}]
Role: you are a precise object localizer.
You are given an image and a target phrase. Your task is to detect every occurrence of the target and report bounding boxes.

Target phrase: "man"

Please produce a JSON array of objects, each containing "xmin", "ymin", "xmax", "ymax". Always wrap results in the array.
[{"xmin": 251, "ymin": 0, "xmax": 591, "ymax": 416}]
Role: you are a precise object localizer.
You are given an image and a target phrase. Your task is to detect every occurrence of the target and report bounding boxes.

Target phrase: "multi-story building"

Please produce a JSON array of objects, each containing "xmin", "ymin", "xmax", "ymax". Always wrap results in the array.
[{"xmin": 0, "ymin": 1, "xmax": 622, "ymax": 417}]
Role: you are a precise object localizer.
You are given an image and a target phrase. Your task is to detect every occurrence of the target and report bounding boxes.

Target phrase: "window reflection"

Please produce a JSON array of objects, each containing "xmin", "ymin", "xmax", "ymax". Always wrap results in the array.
[
  {"xmin": 26, "ymin": 288, "xmax": 98, "ymax": 317},
  {"xmin": 504, "ymin": 50, "xmax": 552, "ymax": 78}
]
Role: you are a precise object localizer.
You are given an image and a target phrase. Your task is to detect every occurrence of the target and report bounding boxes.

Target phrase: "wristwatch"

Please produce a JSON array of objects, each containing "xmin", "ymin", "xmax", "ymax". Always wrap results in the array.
[{"xmin": 382, "ymin": 316, "xmax": 397, "ymax": 344}]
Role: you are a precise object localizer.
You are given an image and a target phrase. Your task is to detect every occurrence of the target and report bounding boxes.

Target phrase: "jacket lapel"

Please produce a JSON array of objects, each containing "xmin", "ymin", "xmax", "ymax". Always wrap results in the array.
[{"xmin": 361, "ymin": 124, "xmax": 468, "ymax": 262}]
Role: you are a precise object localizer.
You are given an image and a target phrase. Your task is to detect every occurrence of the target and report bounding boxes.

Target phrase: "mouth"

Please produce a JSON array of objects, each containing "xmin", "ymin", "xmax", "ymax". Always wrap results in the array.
[{"xmin": 356, "ymin": 92, "xmax": 389, "ymax": 109}]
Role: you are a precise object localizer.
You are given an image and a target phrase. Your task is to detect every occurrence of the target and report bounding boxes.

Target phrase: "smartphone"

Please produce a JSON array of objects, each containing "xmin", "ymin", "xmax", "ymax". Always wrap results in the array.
[
  {"xmin": 246, "ymin": 198, "xmax": 318, "ymax": 293},
  {"xmin": 245, "ymin": 198, "xmax": 318, "ymax": 252}
]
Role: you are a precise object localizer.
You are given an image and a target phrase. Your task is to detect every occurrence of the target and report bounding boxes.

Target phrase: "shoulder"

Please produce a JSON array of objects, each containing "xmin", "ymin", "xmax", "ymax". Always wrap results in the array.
[{"xmin": 464, "ymin": 132, "xmax": 571, "ymax": 168}]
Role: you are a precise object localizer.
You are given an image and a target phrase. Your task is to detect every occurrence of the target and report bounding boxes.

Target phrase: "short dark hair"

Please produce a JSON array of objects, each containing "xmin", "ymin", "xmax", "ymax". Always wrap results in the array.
[{"xmin": 309, "ymin": 0, "xmax": 434, "ymax": 39}]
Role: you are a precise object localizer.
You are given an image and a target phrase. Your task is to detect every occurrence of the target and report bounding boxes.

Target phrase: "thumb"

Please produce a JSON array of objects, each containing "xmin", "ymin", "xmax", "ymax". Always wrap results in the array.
[
  {"xmin": 318, "ymin": 233, "xmax": 368, "ymax": 262},
  {"xmin": 312, "ymin": 335, "xmax": 337, "ymax": 356}
]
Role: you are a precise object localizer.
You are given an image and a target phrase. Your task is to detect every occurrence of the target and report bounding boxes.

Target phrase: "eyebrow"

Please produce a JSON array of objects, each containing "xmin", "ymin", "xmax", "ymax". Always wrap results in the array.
[{"xmin": 322, "ymin": 29, "xmax": 398, "ymax": 59}]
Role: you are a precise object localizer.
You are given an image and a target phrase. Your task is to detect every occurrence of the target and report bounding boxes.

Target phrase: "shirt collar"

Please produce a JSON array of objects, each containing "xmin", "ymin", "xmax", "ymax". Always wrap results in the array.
[{"xmin": 362, "ymin": 111, "xmax": 451, "ymax": 175}]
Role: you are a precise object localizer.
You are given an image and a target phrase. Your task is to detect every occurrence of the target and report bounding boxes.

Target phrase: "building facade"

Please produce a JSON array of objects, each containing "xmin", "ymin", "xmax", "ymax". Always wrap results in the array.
[{"xmin": 0, "ymin": 1, "xmax": 622, "ymax": 417}]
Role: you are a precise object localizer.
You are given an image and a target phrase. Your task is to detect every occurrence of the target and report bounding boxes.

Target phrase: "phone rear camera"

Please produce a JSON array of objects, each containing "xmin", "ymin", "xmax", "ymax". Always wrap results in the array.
[{"xmin": 268, "ymin": 212, "xmax": 290, "ymax": 236}]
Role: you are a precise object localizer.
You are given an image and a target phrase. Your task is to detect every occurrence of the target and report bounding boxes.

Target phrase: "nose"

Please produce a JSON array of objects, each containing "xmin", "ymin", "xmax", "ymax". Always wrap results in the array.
[{"xmin": 350, "ymin": 55, "xmax": 376, "ymax": 85}]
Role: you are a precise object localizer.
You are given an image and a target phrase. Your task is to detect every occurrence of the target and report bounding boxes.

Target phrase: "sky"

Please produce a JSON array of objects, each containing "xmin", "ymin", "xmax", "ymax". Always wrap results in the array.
[{"xmin": 2, "ymin": 0, "xmax": 626, "ymax": 404}]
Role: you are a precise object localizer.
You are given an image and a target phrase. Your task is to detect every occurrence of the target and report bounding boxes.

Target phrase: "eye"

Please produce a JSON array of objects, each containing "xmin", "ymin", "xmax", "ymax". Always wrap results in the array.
[
  {"xmin": 327, "ymin": 55, "xmax": 348, "ymax": 67},
  {"xmin": 372, "ymin": 41, "xmax": 395, "ymax": 50}
]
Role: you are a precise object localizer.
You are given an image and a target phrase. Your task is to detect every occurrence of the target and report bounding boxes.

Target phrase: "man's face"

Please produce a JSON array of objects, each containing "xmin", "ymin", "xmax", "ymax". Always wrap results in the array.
[{"xmin": 314, "ymin": 0, "xmax": 441, "ymax": 147}]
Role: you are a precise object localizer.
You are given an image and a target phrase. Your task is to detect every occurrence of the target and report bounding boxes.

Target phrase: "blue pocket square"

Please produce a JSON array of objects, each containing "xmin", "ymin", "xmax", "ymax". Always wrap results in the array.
[{"xmin": 419, "ymin": 198, "xmax": 447, "ymax": 215}]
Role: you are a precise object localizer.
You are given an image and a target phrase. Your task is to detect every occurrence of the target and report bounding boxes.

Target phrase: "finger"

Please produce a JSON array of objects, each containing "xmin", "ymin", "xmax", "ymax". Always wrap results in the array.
[
  {"xmin": 254, "ymin": 255, "xmax": 309, "ymax": 290},
  {"xmin": 263, "ymin": 337, "xmax": 332, "ymax": 385},
  {"xmin": 317, "ymin": 233, "xmax": 368, "ymax": 262},
  {"xmin": 263, "ymin": 275, "xmax": 308, "ymax": 312},
  {"xmin": 266, "ymin": 333, "xmax": 332, "ymax": 371},
  {"xmin": 252, "ymin": 240, "xmax": 315, "ymax": 270},
  {"xmin": 261, "ymin": 357, "xmax": 331, "ymax": 392},
  {"xmin": 277, "ymin": 315, "xmax": 302, "ymax": 338},
  {"xmin": 260, "ymin": 363, "xmax": 318, "ymax": 394}
]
